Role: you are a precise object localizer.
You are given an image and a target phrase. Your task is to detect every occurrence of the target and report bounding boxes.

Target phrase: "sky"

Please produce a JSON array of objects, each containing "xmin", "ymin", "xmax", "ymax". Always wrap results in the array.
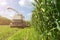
[{"xmin": 0, "ymin": 0, "xmax": 34, "ymax": 20}]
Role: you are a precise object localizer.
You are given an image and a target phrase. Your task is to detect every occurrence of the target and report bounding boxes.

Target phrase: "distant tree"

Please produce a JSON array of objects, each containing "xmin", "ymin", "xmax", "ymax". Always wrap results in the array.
[
  {"xmin": 0, "ymin": 16, "xmax": 11, "ymax": 25},
  {"xmin": 31, "ymin": 0, "xmax": 60, "ymax": 40}
]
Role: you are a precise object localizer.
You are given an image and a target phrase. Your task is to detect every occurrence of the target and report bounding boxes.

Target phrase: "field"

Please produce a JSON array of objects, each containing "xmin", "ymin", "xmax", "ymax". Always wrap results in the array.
[{"xmin": 0, "ymin": 25, "xmax": 37, "ymax": 40}]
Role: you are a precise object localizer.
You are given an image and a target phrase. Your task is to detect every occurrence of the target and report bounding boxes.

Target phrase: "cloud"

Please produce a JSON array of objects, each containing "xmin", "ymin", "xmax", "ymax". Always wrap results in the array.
[
  {"xmin": 30, "ymin": 0, "xmax": 34, "ymax": 2},
  {"xmin": 0, "ymin": 0, "xmax": 7, "ymax": 7},
  {"xmin": 19, "ymin": 0, "xmax": 34, "ymax": 7},
  {"xmin": 19, "ymin": 0, "xmax": 25, "ymax": 6}
]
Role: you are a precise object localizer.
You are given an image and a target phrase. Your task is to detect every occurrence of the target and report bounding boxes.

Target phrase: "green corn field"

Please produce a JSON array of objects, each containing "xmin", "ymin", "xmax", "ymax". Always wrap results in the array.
[{"xmin": 0, "ymin": 25, "xmax": 38, "ymax": 40}]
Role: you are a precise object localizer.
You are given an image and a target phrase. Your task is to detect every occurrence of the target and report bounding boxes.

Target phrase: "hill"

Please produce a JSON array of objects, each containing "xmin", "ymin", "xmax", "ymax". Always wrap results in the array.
[{"xmin": 0, "ymin": 16, "xmax": 12, "ymax": 25}]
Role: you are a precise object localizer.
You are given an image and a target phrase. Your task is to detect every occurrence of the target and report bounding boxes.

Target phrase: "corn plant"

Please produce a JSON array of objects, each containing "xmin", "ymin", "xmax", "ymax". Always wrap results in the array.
[{"xmin": 31, "ymin": 0, "xmax": 60, "ymax": 40}]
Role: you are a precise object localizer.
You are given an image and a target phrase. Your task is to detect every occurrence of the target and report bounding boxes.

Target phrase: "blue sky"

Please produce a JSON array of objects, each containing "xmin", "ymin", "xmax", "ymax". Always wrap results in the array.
[{"xmin": 0, "ymin": 0, "xmax": 34, "ymax": 20}]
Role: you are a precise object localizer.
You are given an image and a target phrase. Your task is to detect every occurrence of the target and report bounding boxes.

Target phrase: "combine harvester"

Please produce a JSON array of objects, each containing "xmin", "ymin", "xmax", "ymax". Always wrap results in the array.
[{"xmin": 7, "ymin": 7, "xmax": 29, "ymax": 28}]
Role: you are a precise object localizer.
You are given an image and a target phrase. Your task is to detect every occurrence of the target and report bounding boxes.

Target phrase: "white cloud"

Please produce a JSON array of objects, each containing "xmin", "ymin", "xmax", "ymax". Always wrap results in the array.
[
  {"xmin": 19, "ymin": 0, "xmax": 34, "ymax": 7},
  {"xmin": 0, "ymin": 10, "xmax": 15, "ymax": 20},
  {"xmin": 19, "ymin": 0, "xmax": 25, "ymax": 6},
  {"xmin": 30, "ymin": 0, "xmax": 34, "ymax": 2},
  {"xmin": 0, "ymin": 0, "xmax": 7, "ymax": 7}
]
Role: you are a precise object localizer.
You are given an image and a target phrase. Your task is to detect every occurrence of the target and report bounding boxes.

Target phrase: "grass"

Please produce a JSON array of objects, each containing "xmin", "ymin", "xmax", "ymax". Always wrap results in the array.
[
  {"xmin": 0, "ymin": 25, "xmax": 38, "ymax": 40},
  {"xmin": 0, "ymin": 25, "xmax": 19, "ymax": 40}
]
